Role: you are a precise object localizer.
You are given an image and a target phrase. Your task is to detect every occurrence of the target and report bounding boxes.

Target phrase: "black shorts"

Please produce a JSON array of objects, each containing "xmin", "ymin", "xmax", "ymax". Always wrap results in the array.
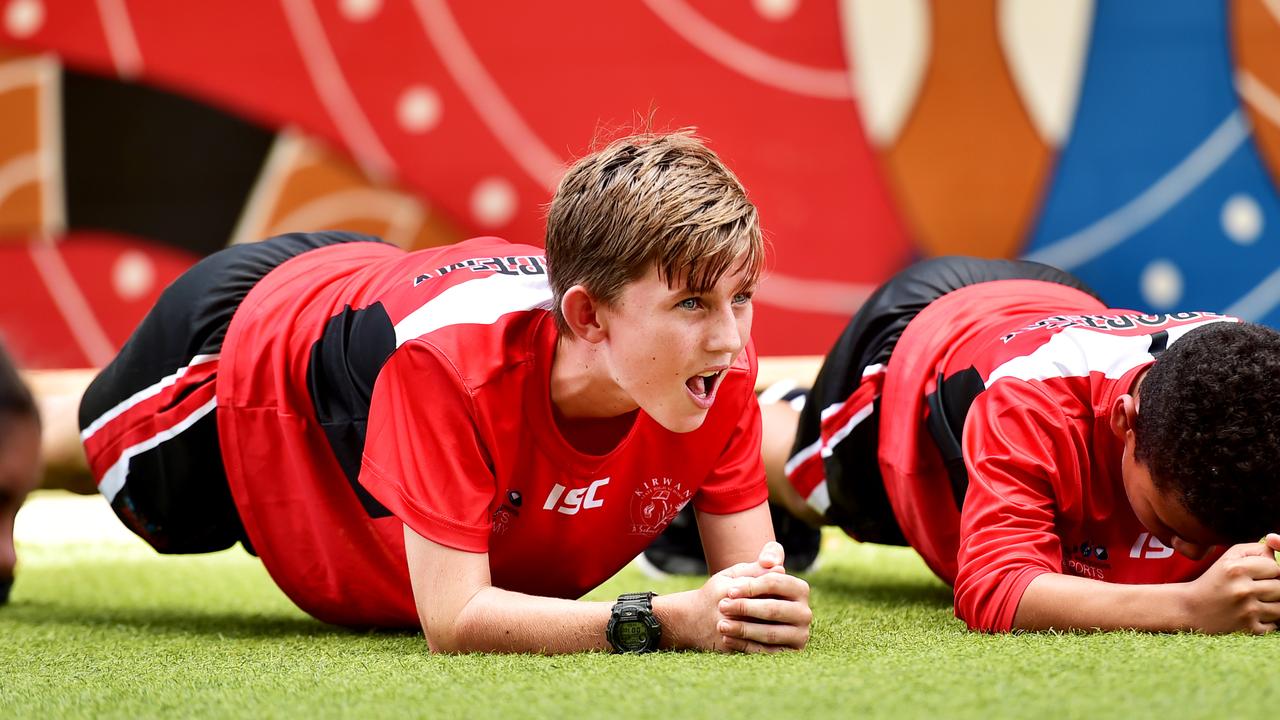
[
  {"xmin": 78, "ymin": 231, "xmax": 378, "ymax": 554},
  {"xmin": 793, "ymin": 256, "xmax": 1099, "ymax": 545}
]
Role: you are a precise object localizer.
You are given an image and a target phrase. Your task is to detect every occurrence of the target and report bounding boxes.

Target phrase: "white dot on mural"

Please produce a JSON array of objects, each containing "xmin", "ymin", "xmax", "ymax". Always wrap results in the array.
[
  {"xmin": 338, "ymin": 0, "xmax": 381, "ymax": 22},
  {"xmin": 397, "ymin": 86, "xmax": 442, "ymax": 134},
  {"xmin": 5, "ymin": 0, "xmax": 44, "ymax": 38},
  {"xmin": 1221, "ymin": 193, "xmax": 1263, "ymax": 245},
  {"xmin": 112, "ymin": 250, "xmax": 156, "ymax": 301},
  {"xmin": 1140, "ymin": 259, "xmax": 1183, "ymax": 309},
  {"xmin": 471, "ymin": 178, "xmax": 517, "ymax": 227},
  {"xmin": 753, "ymin": 0, "xmax": 799, "ymax": 21}
]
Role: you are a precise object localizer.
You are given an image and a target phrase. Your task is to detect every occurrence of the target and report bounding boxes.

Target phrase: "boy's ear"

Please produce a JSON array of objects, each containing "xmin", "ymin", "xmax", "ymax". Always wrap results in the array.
[
  {"xmin": 1109, "ymin": 393, "xmax": 1138, "ymax": 440},
  {"xmin": 561, "ymin": 285, "xmax": 608, "ymax": 343}
]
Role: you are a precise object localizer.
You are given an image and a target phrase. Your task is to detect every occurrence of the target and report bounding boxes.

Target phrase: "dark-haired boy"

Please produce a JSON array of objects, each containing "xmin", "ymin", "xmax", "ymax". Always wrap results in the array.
[
  {"xmin": 77, "ymin": 133, "xmax": 812, "ymax": 653},
  {"xmin": 768, "ymin": 256, "xmax": 1280, "ymax": 633}
]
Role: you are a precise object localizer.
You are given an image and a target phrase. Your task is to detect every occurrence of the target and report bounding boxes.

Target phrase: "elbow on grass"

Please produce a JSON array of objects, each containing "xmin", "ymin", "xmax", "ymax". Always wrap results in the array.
[
  {"xmin": 418, "ymin": 613, "xmax": 463, "ymax": 654},
  {"xmin": 423, "ymin": 626, "xmax": 467, "ymax": 654},
  {"xmin": 952, "ymin": 589, "xmax": 1006, "ymax": 634},
  {"xmin": 422, "ymin": 609, "xmax": 491, "ymax": 654}
]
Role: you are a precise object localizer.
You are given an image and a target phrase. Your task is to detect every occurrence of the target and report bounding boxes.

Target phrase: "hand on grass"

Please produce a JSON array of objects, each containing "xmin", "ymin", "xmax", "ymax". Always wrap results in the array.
[
  {"xmin": 1183, "ymin": 534, "xmax": 1280, "ymax": 634},
  {"xmin": 702, "ymin": 541, "xmax": 812, "ymax": 653}
]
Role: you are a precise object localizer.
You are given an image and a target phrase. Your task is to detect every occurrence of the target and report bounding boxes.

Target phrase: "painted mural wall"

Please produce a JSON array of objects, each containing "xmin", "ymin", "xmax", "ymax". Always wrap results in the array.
[{"xmin": 0, "ymin": 0, "xmax": 1277, "ymax": 367}]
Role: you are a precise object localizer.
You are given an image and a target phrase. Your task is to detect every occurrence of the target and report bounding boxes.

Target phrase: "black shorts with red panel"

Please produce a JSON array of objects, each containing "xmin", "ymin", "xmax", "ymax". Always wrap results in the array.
[
  {"xmin": 790, "ymin": 256, "xmax": 1099, "ymax": 546},
  {"xmin": 77, "ymin": 231, "xmax": 372, "ymax": 553}
]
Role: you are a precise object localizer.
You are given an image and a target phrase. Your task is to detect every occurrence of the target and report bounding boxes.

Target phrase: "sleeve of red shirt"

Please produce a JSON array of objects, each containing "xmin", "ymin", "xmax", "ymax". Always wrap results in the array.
[
  {"xmin": 953, "ymin": 380, "xmax": 1083, "ymax": 632},
  {"xmin": 693, "ymin": 345, "xmax": 769, "ymax": 515},
  {"xmin": 359, "ymin": 339, "xmax": 497, "ymax": 553}
]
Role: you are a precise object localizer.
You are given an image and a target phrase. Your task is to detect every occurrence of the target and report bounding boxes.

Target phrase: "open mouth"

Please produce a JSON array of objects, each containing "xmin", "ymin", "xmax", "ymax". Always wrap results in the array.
[{"xmin": 685, "ymin": 369, "xmax": 723, "ymax": 402}]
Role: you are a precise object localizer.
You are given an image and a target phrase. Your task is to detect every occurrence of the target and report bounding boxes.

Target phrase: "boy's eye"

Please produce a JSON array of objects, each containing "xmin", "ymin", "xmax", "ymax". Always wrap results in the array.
[
  {"xmin": 732, "ymin": 291, "xmax": 753, "ymax": 305},
  {"xmin": 678, "ymin": 298, "xmax": 702, "ymax": 310}
]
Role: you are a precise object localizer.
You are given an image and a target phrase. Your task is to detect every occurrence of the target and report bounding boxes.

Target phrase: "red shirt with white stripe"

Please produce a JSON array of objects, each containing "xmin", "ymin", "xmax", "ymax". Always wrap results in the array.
[
  {"xmin": 216, "ymin": 238, "xmax": 765, "ymax": 626},
  {"xmin": 790, "ymin": 279, "xmax": 1232, "ymax": 632}
]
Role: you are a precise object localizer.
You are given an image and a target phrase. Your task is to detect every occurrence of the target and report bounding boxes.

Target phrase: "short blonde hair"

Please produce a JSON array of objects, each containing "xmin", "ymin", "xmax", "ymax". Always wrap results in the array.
[{"xmin": 545, "ymin": 131, "xmax": 763, "ymax": 332}]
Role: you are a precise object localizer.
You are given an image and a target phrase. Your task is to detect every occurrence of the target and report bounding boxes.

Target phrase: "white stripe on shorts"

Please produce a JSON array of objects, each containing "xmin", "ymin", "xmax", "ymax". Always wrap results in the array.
[
  {"xmin": 80, "ymin": 353, "xmax": 219, "ymax": 442},
  {"xmin": 806, "ymin": 481, "xmax": 832, "ymax": 515},
  {"xmin": 97, "ymin": 396, "xmax": 218, "ymax": 504}
]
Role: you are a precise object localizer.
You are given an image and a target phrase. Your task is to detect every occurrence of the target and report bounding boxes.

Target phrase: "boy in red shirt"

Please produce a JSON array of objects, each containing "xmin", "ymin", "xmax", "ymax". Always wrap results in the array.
[
  {"xmin": 768, "ymin": 256, "xmax": 1280, "ymax": 633},
  {"xmin": 77, "ymin": 133, "xmax": 811, "ymax": 654}
]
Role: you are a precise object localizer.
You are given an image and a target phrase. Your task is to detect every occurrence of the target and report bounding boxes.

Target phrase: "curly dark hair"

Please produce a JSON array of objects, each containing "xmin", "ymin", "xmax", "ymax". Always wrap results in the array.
[{"xmin": 1134, "ymin": 321, "xmax": 1280, "ymax": 542}]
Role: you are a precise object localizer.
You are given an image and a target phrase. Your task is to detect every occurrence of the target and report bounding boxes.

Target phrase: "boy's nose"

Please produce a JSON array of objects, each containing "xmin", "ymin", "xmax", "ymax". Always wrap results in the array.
[{"xmin": 705, "ymin": 307, "xmax": 744, "ymax": 355}]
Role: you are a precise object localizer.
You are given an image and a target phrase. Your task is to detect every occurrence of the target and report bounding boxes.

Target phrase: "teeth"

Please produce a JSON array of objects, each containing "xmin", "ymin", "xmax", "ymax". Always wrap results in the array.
[{"xmin": 688, "ymin": 370, "xmax": 722, "ymax": 400}]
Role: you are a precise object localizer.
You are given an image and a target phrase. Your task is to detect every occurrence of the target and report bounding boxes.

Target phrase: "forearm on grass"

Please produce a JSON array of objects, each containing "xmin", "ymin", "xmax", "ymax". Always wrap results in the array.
[
  {"xmin": 1013, "ymin": 573, "xmax": 1191, "ymax": 632},
  {"xmin": 405, "ymin": 524, "xmax": 713, "ymax": 654},
  {"xmin": 437, "ymin": 586, "xmax": 703, "ymax": 654}
]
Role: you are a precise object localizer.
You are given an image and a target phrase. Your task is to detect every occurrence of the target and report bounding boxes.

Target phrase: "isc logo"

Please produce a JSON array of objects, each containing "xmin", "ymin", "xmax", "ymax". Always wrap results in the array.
[
  {"xmin": 1129, "ymin": 532, "xmax": 1174, "ymax": 559},
  {"xmin": 543, "ymin": 478, "xmax": 610, "ymax": 516}
]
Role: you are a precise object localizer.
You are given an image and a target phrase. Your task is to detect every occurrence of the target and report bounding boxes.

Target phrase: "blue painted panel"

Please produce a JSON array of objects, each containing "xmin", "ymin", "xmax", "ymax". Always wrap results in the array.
[{"xmin": 1024, "ymin": 0, "xmax": 1280, "ymax": 324}]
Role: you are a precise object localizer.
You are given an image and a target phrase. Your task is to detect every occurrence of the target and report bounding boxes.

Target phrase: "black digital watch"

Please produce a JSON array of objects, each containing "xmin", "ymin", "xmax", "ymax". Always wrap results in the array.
[{"xmin": 606, "ymin": 591, "xmax": 661, "ymax": 653}]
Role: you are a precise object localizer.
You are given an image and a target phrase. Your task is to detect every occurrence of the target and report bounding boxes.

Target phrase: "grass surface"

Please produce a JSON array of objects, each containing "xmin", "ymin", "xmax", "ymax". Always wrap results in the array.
[{"xmin": 5, "ymin": 498, "xmax": 1279, "ymax": 719}]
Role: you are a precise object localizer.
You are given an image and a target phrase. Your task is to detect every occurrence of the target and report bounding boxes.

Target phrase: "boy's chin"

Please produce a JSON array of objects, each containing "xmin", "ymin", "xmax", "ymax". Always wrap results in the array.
[{"xmin": 651, "ymin": 407, "xmax": 710, "ymax": 434}]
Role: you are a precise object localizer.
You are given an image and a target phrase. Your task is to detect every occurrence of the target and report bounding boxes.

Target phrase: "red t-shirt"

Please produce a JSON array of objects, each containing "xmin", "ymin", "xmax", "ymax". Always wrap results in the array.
[
  {"xmin": 216, "ymin": 237, "xmax": 765, "ymax": 626},
  {"xmin": 794, "ymin": 279, "xmax": 1234, "ymax": 632}
]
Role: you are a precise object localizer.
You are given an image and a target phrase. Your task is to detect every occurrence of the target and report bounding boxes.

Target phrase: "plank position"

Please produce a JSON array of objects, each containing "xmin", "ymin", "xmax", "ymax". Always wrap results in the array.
[
  {"xmin": 766, "ymin": 256, "xmax": 1280, "ymax": 633},
  {"xmin": 75, "ymin": 133, "xmax": 811, "ymax": 653}
]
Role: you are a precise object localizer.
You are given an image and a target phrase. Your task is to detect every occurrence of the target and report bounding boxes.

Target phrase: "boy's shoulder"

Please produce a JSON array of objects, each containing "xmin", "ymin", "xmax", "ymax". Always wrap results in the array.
[
  {"xmin": 975, "ymin": 311, "xmax": 1235, "ymax": 386},
  {"xmin": 379, "ymin": 237, "xmax": 553, "ymax": 344}
]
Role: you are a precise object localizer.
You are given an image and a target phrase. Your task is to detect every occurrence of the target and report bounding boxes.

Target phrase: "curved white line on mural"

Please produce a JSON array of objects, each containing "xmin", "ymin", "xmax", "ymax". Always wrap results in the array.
[
  {"xmin": 409, "ymin": 0, "xmax": 563, "ymax": 190},
  {"xmin": 27, "ymin": 241, "xmax": 116, "ymax": 367},
  {"xmin": 266, "ymin": 188, "xmax": 421, "ymax": 238},
  {"xmin": 643, "ymin": 0, "xmax": 853, "ymax": 101},
  {"xmin": 1024, "ymin": 110, "xmax": 1249, "ymax": 271},
  {"xmin": 0, "ymin": 153, "xmax": 39, "ymax": 207},
  {"xmin": 280, "ymin": 0, "xmax": 395, "ymax": 180},
  {"xmin": 1225, "ymin": 265, "xmax": 1280, "ymax": 321},
  {"xmin": 1266, "ymin": 0, "xmax": 1280, "ymax": 25},
  {"xmin": 757, "ymin": 272, "xmax": 874, "ymax": 314},
  {"xmin": 1225, "ymin": 69, "xmax": 1280, "ymax": 322},
  {"xmin": 838, "ymin": 0, "xmax": 929, "ymax": 146},
  {"xmin": 1238, "ymin": 70, "xmax": 1280, "ymax": 131},
  {"xmin": 94, "ymin": 0, "xmax": 143, "ymax": 79}
]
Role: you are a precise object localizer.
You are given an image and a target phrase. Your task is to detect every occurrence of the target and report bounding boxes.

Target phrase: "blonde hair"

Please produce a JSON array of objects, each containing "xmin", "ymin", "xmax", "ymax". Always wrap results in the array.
[{"xmin": 545, "ymin": 131, "xmax": 763, "ymax": 332}]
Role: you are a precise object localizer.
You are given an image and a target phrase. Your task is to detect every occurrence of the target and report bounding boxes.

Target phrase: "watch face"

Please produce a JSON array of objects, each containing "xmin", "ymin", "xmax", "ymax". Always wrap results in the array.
[{"xmin": 617, "ymin": 619, "xmax": 649, "ymax": 650}]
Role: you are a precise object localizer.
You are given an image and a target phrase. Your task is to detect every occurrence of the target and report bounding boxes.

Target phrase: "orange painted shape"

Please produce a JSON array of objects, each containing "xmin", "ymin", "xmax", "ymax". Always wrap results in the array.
[
  {"xmin": 1231, "ymin": 0, "xmax": 1280, "ymax": 191},
  {"xmin": 0, "ymin": 185, "xmax": 41, "ymax": 239},
  {"xmin": 243, "ymin": 137, "xmax": 462, "ymax": 250},
  {"xmin": 408, "ymin": 207, "xmax": 465, "ymax": 251},
  {"xmin": 880, "ymin": 0, "xmax": 1052, "ymax": 259},
  {"xmin": 0, "ymin": 65, "xmax": 44, "ymax": 238}
]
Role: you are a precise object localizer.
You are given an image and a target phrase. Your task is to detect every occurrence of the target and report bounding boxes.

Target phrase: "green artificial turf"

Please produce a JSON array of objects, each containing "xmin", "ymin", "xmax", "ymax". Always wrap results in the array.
[{"xmin": 4, "ymin": 504, "xmax": 1279, "ymax": 719}]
